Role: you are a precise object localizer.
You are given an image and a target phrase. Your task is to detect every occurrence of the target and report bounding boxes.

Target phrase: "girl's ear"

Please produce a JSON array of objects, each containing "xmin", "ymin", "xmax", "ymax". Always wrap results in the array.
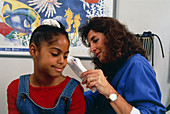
[{"xmin": 29, "ymin": 43, "xmax": 38, "ymax": 57}]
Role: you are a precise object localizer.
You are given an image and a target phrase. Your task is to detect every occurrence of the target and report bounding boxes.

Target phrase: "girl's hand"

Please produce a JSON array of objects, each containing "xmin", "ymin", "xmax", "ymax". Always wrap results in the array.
[{"xmin": 81, "ymin": 69, "xmax": 114, "ymax": 96}]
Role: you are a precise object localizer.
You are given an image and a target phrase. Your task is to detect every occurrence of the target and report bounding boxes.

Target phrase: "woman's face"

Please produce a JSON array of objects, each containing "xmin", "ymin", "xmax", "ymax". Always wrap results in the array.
[{"xmin": 87, "ymin": 30, "xmax": 108, "ymax": 63}]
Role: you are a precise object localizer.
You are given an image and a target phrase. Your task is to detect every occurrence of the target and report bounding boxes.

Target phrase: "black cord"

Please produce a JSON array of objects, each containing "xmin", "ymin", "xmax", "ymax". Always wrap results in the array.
[
  {"xmin": 142, "ymin": 31, "xmax": 165, "ymax": 58},
  {"xmin": 152, "ymin": 34, "xmax": 165, "ymax": 58},
  {"xmin": 135, "ymin": 31, "xmax": 165, "ymax": 67},
  {"xmin": 166, "ymin": 104, "xmax": 170, "ymax": 112}
]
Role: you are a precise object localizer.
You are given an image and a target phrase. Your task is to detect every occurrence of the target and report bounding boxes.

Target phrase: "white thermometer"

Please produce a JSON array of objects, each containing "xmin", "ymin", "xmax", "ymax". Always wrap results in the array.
[{"xmin": 67, "ymin": 56, "xmax": 97, "ymax": 92}]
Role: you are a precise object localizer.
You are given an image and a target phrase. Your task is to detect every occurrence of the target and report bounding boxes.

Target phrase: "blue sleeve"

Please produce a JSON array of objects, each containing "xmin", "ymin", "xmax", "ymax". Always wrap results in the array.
[
  {"xmin": 84, "ymin": 90, "xmax": 99, "ymax": 113},
  {"xmin": 124, "ymin": 62, "xmax": 166, "ymax": 113},
  {"xmin": 84, "ymin": 90, "xmax": 116, "ymax": 114}
]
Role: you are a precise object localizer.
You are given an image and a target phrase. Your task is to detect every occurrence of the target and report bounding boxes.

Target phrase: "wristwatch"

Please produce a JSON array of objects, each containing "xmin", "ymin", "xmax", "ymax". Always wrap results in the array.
[{"xmin": 108, "ymin": 93, "xmax": 118, "ymax": 102}]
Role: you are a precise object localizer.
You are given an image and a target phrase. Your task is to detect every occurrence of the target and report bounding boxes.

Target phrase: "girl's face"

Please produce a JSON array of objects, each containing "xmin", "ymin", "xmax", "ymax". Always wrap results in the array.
[
  {"xmin": 34, "ymin": 34, "xmax": 69, "ymax": 77},
  {"xmin": 87, "ymin": 30, "xmax": 108, "ymax": 63}
]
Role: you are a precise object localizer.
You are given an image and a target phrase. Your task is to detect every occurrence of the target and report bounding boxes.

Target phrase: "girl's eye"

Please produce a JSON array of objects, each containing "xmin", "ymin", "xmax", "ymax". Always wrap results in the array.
[
  {"xmin": 51, "ymin": 53, "xmax": 59, "ymax": 56},
  {"xmin": 64, "ymin": 56, "xmax": 68, "ymax": 59}
]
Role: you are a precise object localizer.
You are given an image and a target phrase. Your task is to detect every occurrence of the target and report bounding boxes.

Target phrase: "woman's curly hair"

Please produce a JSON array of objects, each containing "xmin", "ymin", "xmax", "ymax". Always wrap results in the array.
[{"xmin": 79, "ymin": 17, "xmax": 147, "ymax": 79}]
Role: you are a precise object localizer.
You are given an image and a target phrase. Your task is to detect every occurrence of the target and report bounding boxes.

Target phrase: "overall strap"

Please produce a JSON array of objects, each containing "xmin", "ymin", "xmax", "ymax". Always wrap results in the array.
[
  {"xmin": 60, "ymin": 78, "xmax": 79, "ymax": 112},
  {"xmin": 61, "ymin": 78, "xmax": 79, "ymax": 98},
  {"xmin": 18, "ymin": 74, "xmax": 29, "ymax": 94}
]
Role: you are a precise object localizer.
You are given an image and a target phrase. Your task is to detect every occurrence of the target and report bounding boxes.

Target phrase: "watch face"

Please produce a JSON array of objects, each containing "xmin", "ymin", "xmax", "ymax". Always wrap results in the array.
[{"xmin": 109, "ymin": 93, "xmax": 117, "ymax": 101}]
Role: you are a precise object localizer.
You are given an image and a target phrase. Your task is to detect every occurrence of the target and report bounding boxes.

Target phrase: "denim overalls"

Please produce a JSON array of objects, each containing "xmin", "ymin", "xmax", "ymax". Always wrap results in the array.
[{"xmin": 16, "ymin": 75, "xmax": 79, "ymax": 114}]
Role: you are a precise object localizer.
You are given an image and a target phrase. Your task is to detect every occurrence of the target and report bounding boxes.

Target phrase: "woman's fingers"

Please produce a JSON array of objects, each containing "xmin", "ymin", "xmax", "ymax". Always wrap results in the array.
[
  {"xmin": 81, "ymin": 69, "xmax": 100, "ymax": 78},
  {"xmin": 81, "ymin": 69, "xmax": 115, "ymax": 96},
  {"xmin": 81, "ymin": 69, "xmax": 103, "ymax": 89},
  {"xmin": 81, "ymin": 70, "xmax": 97, "ymax": 83},
  {"xmin": 82, "ymin": 74, "xmax": 97, "ymax": 84},
  {"xmin": 86, "ymin": 81, "xmax": 96, "ymax": 89},
  {"xmin": 81, "ymin": 77, "xmax": 87, "ymax": 84},
  {"xmin": 81, "ymin": 69, "xmax": 110, "ymax": 93}
]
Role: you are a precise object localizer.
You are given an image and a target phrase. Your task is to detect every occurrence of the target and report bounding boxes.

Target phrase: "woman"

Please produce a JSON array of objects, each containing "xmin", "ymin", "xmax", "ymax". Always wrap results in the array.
[{"xmin": 79, "ymin": 17, "xmax": 166, "ymax": 114}]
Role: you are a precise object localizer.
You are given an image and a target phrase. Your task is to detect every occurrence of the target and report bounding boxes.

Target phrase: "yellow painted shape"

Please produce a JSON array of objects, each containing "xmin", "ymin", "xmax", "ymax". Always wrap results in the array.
[
  {"xmin": 64, "ymin": 7, "xmax": 73, "ymax": 32},
  {"xmin": 73, "ymin": 14, "xmax": 81, "ymax": 36}
]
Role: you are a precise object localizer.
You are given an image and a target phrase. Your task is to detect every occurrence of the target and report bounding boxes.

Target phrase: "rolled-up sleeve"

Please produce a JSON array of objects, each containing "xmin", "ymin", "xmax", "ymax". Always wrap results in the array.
[{"xmin": 124, "ymin": 62, "xmax": 166, "ymax": 113}]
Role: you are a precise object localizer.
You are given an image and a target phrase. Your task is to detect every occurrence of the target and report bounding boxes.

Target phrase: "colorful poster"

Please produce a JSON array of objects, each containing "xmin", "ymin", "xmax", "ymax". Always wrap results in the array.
[{"xmin": 0, "ymin": 0, "xmax": 113, "ymax": 56}]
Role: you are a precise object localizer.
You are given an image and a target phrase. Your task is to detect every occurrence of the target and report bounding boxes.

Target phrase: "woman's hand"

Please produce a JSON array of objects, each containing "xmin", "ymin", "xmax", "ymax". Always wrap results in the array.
[
  {"xmin": 81, "ymin": 69, "xmax": 114, "ymax": 97},
  {"xmin": 81, "ymin": 69, "xmax": 134, "ymax": 114}
]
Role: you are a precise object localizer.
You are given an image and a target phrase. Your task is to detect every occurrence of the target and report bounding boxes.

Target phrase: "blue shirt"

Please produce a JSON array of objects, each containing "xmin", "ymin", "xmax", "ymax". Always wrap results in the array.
[{"xmin": 85, "ymin": 54, "xmax": 166, "ymax": 114}]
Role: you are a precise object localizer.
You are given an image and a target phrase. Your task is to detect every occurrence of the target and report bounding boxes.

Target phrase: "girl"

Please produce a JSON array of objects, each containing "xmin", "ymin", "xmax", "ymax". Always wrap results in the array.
[{"xmin": 7, "ymin": 21, "xmax": 85, "ymax": 114}]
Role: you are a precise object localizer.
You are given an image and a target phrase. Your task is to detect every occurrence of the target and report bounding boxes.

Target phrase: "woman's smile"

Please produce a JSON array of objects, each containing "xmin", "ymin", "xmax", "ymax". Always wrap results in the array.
[{"xmin": 95, "ymin": 51, "xmax": 101, "ymax": 58}]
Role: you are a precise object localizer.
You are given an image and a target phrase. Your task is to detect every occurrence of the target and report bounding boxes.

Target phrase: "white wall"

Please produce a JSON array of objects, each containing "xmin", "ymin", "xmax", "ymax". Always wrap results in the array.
[
  {"xmin": 0, "ymin": 57, "xmax": 32, "ymax": 114},
  {"xmin": 0, "ymin": 0, "xmax": 170, "ymax": 113}
]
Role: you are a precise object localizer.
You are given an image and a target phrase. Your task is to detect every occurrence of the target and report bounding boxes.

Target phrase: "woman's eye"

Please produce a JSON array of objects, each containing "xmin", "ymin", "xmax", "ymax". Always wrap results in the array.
[{"xmin": 93, "ymin": 38, "xmax": 98, "ymax": 43}]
